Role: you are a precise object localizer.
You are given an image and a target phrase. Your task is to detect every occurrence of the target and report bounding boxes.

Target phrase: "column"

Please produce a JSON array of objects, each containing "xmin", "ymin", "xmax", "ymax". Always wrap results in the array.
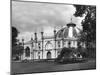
[
  {"xmin": 61, "ymin": 29, "xmax": 64, "ymax": 48},
  {"xmin": 34, "ymin": 32, "xmax": 37, "ymax": 60},
  {"xmin": 41, "ymin": 31, "xmax": 44, "ymax": 59},
  {"xmin": 54, "ymin": 29, "xmax": 56, "ymax": 58},
  {"xmin": 22, "ymin": 38, "xmax": 25, "ymax": 60},
  {"xmin": 31, "ymin": 37, "xmax": 34, "ymax": 59}
]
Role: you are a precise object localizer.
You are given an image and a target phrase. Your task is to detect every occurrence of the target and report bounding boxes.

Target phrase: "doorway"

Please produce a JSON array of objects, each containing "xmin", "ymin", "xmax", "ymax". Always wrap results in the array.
[{"xmin": 47, "ymin": 51, "xmax": 51, "ymax": 59}]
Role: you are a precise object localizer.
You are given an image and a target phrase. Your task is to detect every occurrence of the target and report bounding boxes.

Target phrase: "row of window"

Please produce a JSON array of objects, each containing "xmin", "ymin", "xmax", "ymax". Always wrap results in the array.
[
  {"xmin": 31, "ymin": 41, "xmax": 77, "ymax": 50},
  {"xmin": 25, "ymin": 46, "xmax": 61, "ymax": 58}
]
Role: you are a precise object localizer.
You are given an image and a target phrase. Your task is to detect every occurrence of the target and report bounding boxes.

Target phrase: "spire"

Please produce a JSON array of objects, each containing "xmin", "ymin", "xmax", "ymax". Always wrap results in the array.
[
  {"xmin": 31, "ymin": 34, "xmax": 34, "ymax": 47},
  {"xmin": 22, "ymin": 37, "xmax": 24, "ymax": 46},
  {"xmin": 67, "ymin": 16, "xmax": 76, "ymax": 27},
  {"xmin": 34, "ymin": 32, "xmax": 37, "ymax": 43}
]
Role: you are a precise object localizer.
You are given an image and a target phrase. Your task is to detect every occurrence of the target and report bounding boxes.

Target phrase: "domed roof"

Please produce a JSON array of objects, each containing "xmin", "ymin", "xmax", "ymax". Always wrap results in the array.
[
  {"xmin": 56, "ymin": 23, "xmax": 81, "ymax": 39},
  {"xmin": 56, "ymin": 27, "xmax": 69, "ymax": 38}
]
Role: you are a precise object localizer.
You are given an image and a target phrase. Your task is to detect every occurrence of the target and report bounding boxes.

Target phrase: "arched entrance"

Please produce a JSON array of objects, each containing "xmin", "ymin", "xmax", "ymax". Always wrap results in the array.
[
  {"xmin": 47, "ymin": 51, "xmax": 51, "ymax": 59},
  {"xmin": 25, "ymin": 47, "xmax": 30, "ymax": 57}
]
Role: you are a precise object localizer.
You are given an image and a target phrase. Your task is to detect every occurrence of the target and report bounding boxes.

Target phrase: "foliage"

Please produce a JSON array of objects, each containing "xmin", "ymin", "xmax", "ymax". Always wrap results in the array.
[
  {"xmin": 12, "ymin": 44, "xmax": 24, "ymax": 57},
  {"xmin": 56, "ymin": 47, "xmax": 73, "ymax": 61},
  {"xmin": 12, "ymin": 26, "xmax": 19, "ymax": 46},
  {"xmin": 12, "ymin": 26, "xmax": 23, "ymax": 58},
  {"xmin": 78, "ymin": 31, "xmax": 87, "ymax": 43},
  {"xmin": 74, "ymin": 5, "xmax": 96, "ymax": 42}
]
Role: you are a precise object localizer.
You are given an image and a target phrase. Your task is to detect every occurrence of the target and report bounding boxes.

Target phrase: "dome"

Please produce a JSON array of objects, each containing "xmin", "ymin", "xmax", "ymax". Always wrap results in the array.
[{"xmin": 56, "ymin": 23, "xmax": 81, "ymax": 39}]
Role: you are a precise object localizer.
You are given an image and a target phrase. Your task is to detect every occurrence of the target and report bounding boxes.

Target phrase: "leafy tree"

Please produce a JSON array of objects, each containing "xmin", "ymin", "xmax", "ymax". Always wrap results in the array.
[
  {"xmin": 56, "ymin": 47, "xmax": 72, "ymax": 61},
  {"xmin": 74, "ymin": 5, "xmax": 96, "ymax": 45},
  {"xmin": 12, "ymin": 44, "xmax": 24, "ymax": 60},
  {"xmin": 74, "ymin": 5, "xmax": 96, "ymax": 57},
  {"xmin": 12, "ymin": 26, "xmax": 24, "ymax": 60},
  {"xmin": 12, "ymin": 26, "xmax": 19, "ymax": 46}
]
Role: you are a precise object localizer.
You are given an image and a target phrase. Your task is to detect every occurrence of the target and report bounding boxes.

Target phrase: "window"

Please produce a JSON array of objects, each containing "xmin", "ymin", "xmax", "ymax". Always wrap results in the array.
[
  {"xmin": 38, "ymin": 43, "xmax": 41, "ymax": 49},
  {"xmin": 38, "ymin": 52, "xmax": 40, "ymax": 54},
  {"xmin": 63, "ymin": 41, "xmax": 66, "ymax": 45},
  {"xmin": 58, "ymin": 41, "xmax": 60, "ymax": 47}
]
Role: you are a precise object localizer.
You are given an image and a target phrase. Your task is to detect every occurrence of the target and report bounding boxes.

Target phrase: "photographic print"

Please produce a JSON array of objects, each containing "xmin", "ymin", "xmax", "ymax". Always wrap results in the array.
[{"xmin": 11, "ymin": 0, "xmax": 96, "ymax": 75}]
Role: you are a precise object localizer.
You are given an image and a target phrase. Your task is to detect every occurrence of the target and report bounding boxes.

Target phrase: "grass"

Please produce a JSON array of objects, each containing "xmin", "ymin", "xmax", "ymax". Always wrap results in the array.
[{"xmin": 11, "ymin": 59, "xmax": 96, "ymax": 75}]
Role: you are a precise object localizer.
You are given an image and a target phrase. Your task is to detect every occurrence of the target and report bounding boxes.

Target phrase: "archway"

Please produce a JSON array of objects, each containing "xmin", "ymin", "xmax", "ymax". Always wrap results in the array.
[
  {"xmin": 25, "ymin": 47, "xmax": 30, "ymax": 57},
  {"xmin": 47, "ymin": 51, "xmax": 51, "ymax": 59}
]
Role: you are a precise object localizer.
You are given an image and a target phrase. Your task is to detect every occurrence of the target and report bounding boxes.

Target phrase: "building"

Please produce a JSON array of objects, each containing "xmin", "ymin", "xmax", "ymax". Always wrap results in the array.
[{"xmin": 21, "ymin": 21, "xmax": 85, "ymax": 60}]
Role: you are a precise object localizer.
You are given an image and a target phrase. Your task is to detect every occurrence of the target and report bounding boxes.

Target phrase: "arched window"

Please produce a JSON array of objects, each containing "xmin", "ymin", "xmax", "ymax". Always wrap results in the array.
[
  {"xmin": 45, "ymin": 41, "xmax": 53, "ymax": 50},
  {"xmin": 68, "ymin": 41, "xmax": 71, "ymax": 48},
  {"xmin": 38, "ymin": 42, "xmax": 41, "ymax": 49},
  {"xmin": 25, "ymin": 47, "xmax": 30, "ymax": 57}
]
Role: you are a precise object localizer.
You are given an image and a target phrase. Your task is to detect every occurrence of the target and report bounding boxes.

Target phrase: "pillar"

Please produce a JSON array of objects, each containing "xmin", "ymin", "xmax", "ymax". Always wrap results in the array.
[
  {"xmin": 54, "ymin": 29, "xmax": 56, "ymax": 58},
  {"xmin": 22, "ymin": 38, "xmax": 25, "ymax": 60},
  {"xmin": 61, "ymin": 29, "xmax": 64, "ymax": 48},
  {"xmin": 34, "ymin": 32, "xmax": 37, "ymax": 59},
  {"xmin": 31, "ymin": 37, "xmax": 34, "ymax": 59},
  {"xmin": 41, "ymin": 31, "xmax": 44, "ymax": 59}
]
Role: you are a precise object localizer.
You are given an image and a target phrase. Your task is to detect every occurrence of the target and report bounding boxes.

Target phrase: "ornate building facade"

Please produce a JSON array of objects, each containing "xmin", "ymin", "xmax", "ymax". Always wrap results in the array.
[{"xmin": 21, "ymin": 22, "xmax": 85, "ymax": 60}]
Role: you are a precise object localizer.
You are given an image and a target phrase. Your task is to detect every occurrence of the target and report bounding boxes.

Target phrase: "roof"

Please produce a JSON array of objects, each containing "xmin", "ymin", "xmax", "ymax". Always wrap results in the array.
[{"xmin": 56, "ymin": 24, "xmax": 80, "ymax": 39}]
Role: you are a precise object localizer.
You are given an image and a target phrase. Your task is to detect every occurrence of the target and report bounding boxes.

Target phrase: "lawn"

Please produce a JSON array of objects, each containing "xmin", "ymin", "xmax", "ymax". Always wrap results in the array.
[{"xmin": 11, "ymin": 59, "xmax": 96, "ymax": 75}]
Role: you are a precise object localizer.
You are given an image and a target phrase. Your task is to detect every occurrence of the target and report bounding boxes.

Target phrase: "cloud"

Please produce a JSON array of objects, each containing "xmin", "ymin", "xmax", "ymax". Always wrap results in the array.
[{"xmin": 12, "ymin": 1, "xmax": 84, "ymax": 42}]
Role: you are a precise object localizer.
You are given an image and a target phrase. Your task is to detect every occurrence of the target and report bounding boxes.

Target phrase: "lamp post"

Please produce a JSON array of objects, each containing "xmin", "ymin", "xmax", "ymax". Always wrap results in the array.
[
  {"xmin": 41, "ymin": 31, "xmax": 44, "ymax": 59},
  {"xmin": 54, "ymin": 29, "xmax": 56, "ymax": 58}
]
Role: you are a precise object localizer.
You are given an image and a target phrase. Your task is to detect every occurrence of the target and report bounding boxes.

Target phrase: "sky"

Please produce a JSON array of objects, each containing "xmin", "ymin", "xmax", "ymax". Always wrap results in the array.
[{"xmin": 12, "ymin": 1, "xmax": 85, "ymax": 42}]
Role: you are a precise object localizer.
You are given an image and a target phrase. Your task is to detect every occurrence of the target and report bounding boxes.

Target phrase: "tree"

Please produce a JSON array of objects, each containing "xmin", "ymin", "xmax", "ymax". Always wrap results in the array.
[
  {"xmin": 74, "ymin": 5, "xmax": 96, "ymax": 45},
  {"xmin": 12, "ymin": 26, "xmax": 19, "ymax": 46},
  {"xmin": 12, "ymin": 26, "xmax": 21, "ymax": 59},
  {"xmin": 12, "ymin": 44, "xmax": 24, "ymax": 60},
  {"xmin": 55, "ymin": 47, "xmax": 72, "ymax": 61},
  {"xmin": 74, "ymin": 5, "xmax": 96, "ymax": 58}
]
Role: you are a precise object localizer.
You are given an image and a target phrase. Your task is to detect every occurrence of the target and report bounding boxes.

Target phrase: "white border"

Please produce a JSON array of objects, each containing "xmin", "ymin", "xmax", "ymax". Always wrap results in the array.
[{"xmin": 0, "ymin": 0, "xmax": 100, "ymax": 75}]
